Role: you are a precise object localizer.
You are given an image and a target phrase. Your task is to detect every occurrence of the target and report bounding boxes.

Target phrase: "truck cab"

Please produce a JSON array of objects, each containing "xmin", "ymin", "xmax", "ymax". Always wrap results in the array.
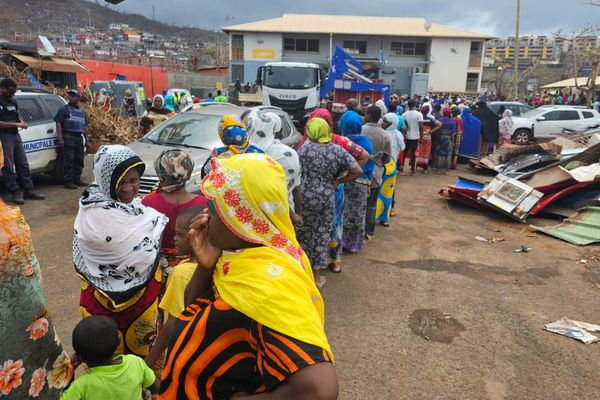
[{"xmin": 257, "ymin": 62, "xmax": 324, "ymax": 124}]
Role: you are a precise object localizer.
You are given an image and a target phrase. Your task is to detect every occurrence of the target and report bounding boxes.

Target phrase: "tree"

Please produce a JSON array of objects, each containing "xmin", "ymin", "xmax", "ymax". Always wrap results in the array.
[
  {"xmin": 492, "ymin": 56, "xmax": 543, "ymax": 98},
  {"xmin": 554, "ymin": 24, "xmax": 600, "ymax": 106}
]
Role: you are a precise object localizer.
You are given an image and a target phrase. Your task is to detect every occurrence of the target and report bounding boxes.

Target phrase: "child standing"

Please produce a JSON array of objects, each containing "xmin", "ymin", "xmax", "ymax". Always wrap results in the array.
[
  {"xmin": 145, "ymin": 206, "xmax": 204, "ymax": 370},
  {"xmin": 61, "ymin": 316, "xmax": 159, "ymax": 399}
]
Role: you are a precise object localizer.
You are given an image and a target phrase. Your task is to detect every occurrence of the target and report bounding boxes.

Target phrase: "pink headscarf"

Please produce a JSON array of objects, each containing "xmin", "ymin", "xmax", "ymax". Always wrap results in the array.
[
  {"xmin": 296, "ymin": 108, "xmax": 334, "ymax": 150},
  {"xmin": 308, "ymin": 109, "xmax": 333, "ymax": 131}
]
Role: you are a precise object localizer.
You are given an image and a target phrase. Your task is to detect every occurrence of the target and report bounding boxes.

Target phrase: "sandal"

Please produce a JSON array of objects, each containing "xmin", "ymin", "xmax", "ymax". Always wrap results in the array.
[
  {"xmin": 380, "ymin": 221, "xmax": 390, "ymax": 227},
  {"xmin": 315, "ymin": 275, "xmax": 327, "ymax": 288},
  {"xmin": 390, "ymin": 208, "xmax": 397, "ymax": 217},
  {"xmin": 329, "ymin": 262, "xmax": 342, "ymax": 273}
]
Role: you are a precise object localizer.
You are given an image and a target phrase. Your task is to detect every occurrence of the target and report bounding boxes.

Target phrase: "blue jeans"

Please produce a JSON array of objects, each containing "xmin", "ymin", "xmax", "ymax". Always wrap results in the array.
[{"xmin": 0, "ymin": 132, "xmax": 33, "ymax": 192}]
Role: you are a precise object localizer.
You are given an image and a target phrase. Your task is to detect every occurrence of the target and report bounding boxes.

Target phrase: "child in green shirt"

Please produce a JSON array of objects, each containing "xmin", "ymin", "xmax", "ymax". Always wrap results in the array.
[{"xmin": 61, "ymin": 316, "xmax": 159, "ymax": 400}]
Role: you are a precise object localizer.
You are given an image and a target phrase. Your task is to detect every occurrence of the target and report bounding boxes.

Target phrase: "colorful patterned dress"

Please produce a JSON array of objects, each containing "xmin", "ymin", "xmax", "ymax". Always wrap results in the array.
[
  {"xmin": 0, "ymin": 201, "xmax": 74, "ymax": 399},
  {"xmin": 297, "ymin": 141, "xmax": 358, "ymax": 270}
]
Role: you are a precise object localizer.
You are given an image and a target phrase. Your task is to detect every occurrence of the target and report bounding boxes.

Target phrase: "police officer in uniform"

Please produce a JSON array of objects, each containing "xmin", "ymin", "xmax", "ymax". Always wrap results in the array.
[
  {"xmin": 0, "ymin": 78, "xmax": 45, "ymax": 204},
  {"xmin": 55, "ymin": 89, "xmax": 88, "ymax": 189}
]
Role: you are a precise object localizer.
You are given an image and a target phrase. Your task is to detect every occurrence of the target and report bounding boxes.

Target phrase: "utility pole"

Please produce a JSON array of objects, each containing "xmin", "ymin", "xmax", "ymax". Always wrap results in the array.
[{"xmin": 513, "ymin": 0, "xmax": 521, "ymax": 99}]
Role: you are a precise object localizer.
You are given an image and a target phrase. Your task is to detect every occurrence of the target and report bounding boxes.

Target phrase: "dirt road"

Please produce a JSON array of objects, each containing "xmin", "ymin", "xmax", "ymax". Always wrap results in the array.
[{"xmin": 7, "ymin": 160, "xmax": 600, "ymax": 400}]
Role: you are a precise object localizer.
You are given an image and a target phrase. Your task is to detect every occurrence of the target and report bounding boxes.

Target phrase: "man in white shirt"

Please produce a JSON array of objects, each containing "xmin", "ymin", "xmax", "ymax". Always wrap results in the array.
[{"xmin": 401, "ymin": 99, "xmax": 424, "ymax": 174}]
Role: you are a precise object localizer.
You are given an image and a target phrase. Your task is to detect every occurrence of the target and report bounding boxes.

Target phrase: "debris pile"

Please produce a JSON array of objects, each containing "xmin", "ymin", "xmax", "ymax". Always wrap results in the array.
[
  {"xmin": 2, "ymin": 66, "xmax": 137, "ymax": 154},
  {"xmin": 441, "ymin": 142, "xmax": 600, "ymax": 245}
]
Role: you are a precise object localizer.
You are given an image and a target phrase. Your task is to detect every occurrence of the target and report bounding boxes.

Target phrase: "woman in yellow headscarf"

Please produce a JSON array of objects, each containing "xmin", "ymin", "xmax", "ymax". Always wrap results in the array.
[
  {"xmin": 159, "ymin": 153, "xmax": 338, "ymax": 400},
  {"xmin": 295, "ymin": 118, "xmax": 362, "ymax": 288}
]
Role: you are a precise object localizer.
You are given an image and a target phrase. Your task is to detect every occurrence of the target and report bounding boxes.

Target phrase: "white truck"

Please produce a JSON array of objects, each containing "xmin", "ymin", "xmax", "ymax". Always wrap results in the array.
[{"xmin": 257, "ymin": 62, "xmax": 324, "ymax": 123}]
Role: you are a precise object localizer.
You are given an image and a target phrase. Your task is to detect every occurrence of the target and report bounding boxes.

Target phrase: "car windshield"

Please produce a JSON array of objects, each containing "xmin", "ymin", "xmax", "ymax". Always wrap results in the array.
[
  {"xmin": 264, "ymin": 66, "xmax": 316, "ymax": 89},
  {"xmin": 143, "ymin": 113, "xmax": 222, "ymax": 150}
]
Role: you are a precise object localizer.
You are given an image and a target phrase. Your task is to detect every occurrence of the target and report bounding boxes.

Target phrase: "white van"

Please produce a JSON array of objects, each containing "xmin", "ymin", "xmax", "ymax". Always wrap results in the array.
[{"xmin": 3, "ymin": 90, "xmax": 67, "ymax": 181}]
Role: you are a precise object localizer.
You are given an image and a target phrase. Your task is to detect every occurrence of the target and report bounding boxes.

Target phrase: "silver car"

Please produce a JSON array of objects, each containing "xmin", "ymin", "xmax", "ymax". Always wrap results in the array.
[{"xmin": 127, "ymin": 104, "xmax": 301, "ymax": 194}]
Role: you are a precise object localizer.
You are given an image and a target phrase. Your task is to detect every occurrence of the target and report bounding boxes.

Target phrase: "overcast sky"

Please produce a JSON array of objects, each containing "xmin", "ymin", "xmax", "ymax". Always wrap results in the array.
[{"xmin": 98, "ymin": 0, "xmax": 600, "ymax": 37}]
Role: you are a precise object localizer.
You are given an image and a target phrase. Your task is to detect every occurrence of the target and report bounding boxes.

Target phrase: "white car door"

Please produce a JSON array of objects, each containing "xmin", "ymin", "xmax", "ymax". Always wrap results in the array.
[
  {"xmin": 535, "ymin": 110, "xmax": 581, "ymax": 137},
  {"xmin": 557, "ymin": 110, "xmax": 584, "ymax": 133},
  {"xmin": 534, "ymin": 110, "xmax": 560, "ymax": 137},
  {"xmin": 16, "ymin": 95, "xmax": 58, "ymax": 173}
]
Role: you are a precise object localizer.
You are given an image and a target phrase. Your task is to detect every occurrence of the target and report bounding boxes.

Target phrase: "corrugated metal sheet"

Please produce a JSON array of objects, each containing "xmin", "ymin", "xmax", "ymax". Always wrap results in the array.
[
  {"xmin": 223, "ymin": 14, "xmax": 493, "ymax": 39},
  {"xmin": 13, "ymin": 54, "xmax": 90, "ymax": 73},
  {"xmin": 532, "ymin": 207, "xmax": 600, "ymax": 245},
  {"xmin": 541, "ymin": 77, "xmax": 600, "ymax": 89}
]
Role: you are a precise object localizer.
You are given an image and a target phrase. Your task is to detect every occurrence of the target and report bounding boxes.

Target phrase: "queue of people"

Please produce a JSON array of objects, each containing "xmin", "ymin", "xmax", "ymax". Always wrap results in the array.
[{"xmin": 7, "ymin": 84, "xmax": 590, "ymax": 399}]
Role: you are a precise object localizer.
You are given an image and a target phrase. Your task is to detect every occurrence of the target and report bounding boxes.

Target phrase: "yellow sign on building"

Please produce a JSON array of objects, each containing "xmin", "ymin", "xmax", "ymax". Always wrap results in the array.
[{"xmin": 252, "ymin": 48, "xmax": 276, "ymax": 60}]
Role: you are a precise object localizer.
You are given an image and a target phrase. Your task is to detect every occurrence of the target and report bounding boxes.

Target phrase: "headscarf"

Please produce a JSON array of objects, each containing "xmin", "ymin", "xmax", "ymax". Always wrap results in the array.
[
  {"xmin": 153, "ymin": 149, "xmax": 195, "ymax": 193},
  {"xmin": 375, "ymin": 99, "xmax": 388, "ymax": 116},
  {"xmin": 308, "ymin": 108, "xmax": 333, "ymax": 130},
  {"xmin": 245, "ymin": 108, "xmax": 302, "ymax": 200},
  {"xmin": 296, "ymin": 108, "xmax": 334, "ymax": 149},
  {"xmin": 421, "ymin": 105, "xmax": 434, "ymax": 120},
  {"xmin": 202, "ymin": 154, "xmax": 332, "ymax": 358},
  {"xmin": 73, "ymin": 145, "xmax": 168, "ymax": 304},
  {"xmin": 383, "ymin": 113, "xmax": 405, "ymax": 160},
  {"xmin": 152, "ymin": 94, "xmax": 164, "ymax": 109},
  {"xmin": 339, "ymin": 110, "xmax": 363, "ymax": 136},
  {"xmin": 443, "ymin": 106, "xmax": 453, "ymax": 118},
  {"xmin": 459, "ymin": 108, "xmax": 482, "ymax": 157},
  {"xmin": 499, "ymin": 109, "xmax": 514, "ymax": 139},
  {"xmin": 164, "ymin": 94, "xmax": 175, "ymax": 112},
  {"xmin": 339, "ymin": 110, "xmax": 374, "ymax": 180},
  {"xmin": 245, "ymin": 108, "xmax": 278, "ymax": 150},
  {"xmin": 473, "ymin": 101, "xmax": 500, "ymax": 143},
  {"xmin": 216, "ymin": 114, "xmax": 249, "ymax": 155},
  {"xmin": 306, "ymin": 117, "xmax": 332, "ymax": 144}
]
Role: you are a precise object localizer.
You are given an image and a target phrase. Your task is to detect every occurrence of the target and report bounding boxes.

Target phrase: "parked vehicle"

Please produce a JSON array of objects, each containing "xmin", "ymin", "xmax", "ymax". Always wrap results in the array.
[
  {"xmin": 510, "ymin": 106, "xmax": 600, "ymax": 145},
  {"xmin": 127, "ymin": 104, "xmax": 301, "ymax": 195},
  {"xmin": 487, "ymin": 101, "xmax": 532, "ymax": 117},
  {"xmin": 257, "ymin": 62, "xmax": 324, "ymax": 123},
  {"xmin": 0, "ymin": 89, "xmax": 67, "ymax": 182}
]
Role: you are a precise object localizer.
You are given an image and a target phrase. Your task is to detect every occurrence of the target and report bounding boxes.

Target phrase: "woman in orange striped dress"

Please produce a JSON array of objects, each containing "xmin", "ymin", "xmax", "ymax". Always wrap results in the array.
[{"xmin": 158, "ymin": 154, "xmax": 337, "ymax": 400}]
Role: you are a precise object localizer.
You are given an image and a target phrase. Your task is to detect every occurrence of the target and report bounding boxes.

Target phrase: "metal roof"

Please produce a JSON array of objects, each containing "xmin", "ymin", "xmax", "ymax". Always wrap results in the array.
[
  {"xmin": 532, "ymin": 206, "xmax": 600, "ymax": 245},
  {"xmin": 12, "ymin": 54, "xmax": 90, "ymax": 74},
  {"xmin": 541, "ymin": 77, "xmax": 600, "ymax": 89},
  {"xmin": 223, "ymin": 14, "xmax": 493, "ymax": 39}
]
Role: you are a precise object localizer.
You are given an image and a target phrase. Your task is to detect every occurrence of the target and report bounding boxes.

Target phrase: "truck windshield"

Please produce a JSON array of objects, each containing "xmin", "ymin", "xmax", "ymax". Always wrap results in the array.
[{"xmin": 264, "ymin": 66, "xmax": 316, "ymax": 89}]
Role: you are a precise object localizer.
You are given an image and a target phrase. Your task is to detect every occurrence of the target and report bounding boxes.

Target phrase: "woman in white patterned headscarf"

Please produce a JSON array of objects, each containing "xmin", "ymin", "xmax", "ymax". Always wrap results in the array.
[
  {"xmin": 244, "ymin": 108, "xmax": 304, "ymax": 226},
  {"xmin": 74, "ymin": 145, "xmax": 168, "ymax": 357}
]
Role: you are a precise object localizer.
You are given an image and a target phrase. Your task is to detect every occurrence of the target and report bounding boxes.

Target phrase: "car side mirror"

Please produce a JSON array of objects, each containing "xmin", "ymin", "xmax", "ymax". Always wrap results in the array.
[{"xmin": 536, "ymin": 116, "xmax": 546, "ymax": 121}]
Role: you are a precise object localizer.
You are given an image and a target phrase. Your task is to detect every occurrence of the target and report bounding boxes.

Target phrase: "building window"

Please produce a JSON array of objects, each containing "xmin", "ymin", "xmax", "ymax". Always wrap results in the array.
[
  {"xmin": 231, "ymin": 64, "xmax": 244, "ymax": 83},
  {"xmin": 469, "ymin": 41, "xmax": 483, "ymax": 67},
  {"xmin": 232, "ymin": 34, "xmax": 244, "ymax": 61},
  {"xmin": 283, "ymin": 38, "xmax": 320, "ymax": 53},
  {"xmin": 343, "ymin": 40, "xmax": 367, "ymax": 55},
  {"xmin": 390, "ymin": 42, "xmax": 427, "ymax": 56},
  {"xmin": 466, "ymin": 73, "xmax": 479, "ymax": 92}
]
